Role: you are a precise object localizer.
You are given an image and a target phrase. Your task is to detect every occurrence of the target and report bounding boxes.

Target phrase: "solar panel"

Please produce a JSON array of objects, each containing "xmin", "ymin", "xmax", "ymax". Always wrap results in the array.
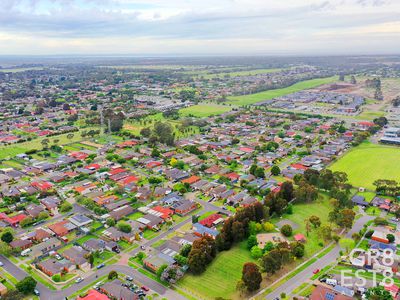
[{"xmin": 325, "ymin": 293, "xmax": 335, "ymax": 300}]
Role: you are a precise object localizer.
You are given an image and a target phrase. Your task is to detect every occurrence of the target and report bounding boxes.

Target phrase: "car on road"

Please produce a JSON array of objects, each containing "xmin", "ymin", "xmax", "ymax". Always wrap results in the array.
[
  {"xmin": 55, "ymin": 254, "xmax": 62, "ymax": 260},
  {"xmin": 97, "ymin": 263, "xmax": 105, "ymax": 269},
  {"xmin": 0, "ymin": 261, "xmax": 4, "ymax": 266},
  {"xmin": 141, "ymin": 286, "xmax": 149, "ymax": 292},
  {"xmin": 140, "ymin": 246, "xmax": 146, "ymax": 250},
  {"xmin": 34, "ymin": 289, "xmax": 40, "ymax": 296},
  {"xmin": 75, "ymin": 277, "xmax": 83, "ymax": 283},
  {"xmin": 126, "ymin": 276, "xmax": 133, "ymax": 281},
  {"xmin": 313, "ymin": 268, "xmax": 320, "ymax": 274}
]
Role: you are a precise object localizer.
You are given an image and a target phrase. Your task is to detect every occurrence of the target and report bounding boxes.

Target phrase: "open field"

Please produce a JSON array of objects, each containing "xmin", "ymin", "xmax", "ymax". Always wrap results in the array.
[
  {"xmin": 177, "ymin": 241, "xmax": 255, "ymax": 299},
  {"xmin": 227, "ymin": 77, "xmax": 337, "ymax": 106},
  {"xmin": 275, "ymin": 195, "xmax": 332, "ymax": 256},
  {"xmin": 329, "ymin": 141, "xmax": 400, "ymax": 189},
  {"xmin": 179, "ymin": 104, "xmax": 232, "ymax": 117}
]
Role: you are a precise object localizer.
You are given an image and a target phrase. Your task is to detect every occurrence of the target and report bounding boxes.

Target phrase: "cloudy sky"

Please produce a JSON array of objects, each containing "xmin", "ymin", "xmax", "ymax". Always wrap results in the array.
[{"xmin": 0, "ymin": 0, "xmax": 399, "ymax": 55}]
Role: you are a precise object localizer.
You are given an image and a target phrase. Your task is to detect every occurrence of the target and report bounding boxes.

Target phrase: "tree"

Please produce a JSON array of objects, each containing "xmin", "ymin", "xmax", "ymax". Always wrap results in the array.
[
  {"xmin": 117, "ymin": 221, "xmax": 132, "ymax": 233},
  {"xmin": 250, "ymin": 246, "xmax": 263, "ymax": 259},
  {"xmin": 280, "ymin": 224, "xmax": 293, "ymax": 237},
  {"xmin": 319, "ymin": 224, "xmax": 332, "ymax": 241},
  {"xmin": 108, "ymin": 270, "xmax": 118, "ymax": 280},
  {"xmin": 136, "ymin": 251, "xmax": 146, "ymax": 263},
  {"xmin": 242, "ymin": 262, "xmax": 262, "ymax": 292},
  {"xmin": 387, "ymin": 233, "xmax": 395, "ymax": 243},
  {"xmin": 106, "ymin": 218, "xmax": 116, "ymax": 227},
  {"xmin": 59, "ymin": 202, "xmax": 73, "ymax": 213},
  {"xmin": 309, "ymin": 216, "xmax": 321, "ymax": 228},
  {"xmin": 188, "ymin": 235, "xmax": 216, "ymax": 274},
  {"xmin": 263, "ymin": 222, "xmax": 275, "ymax": 232},
  {"xmin": 180, "ymin": 244, "xmax": 192, "ymax": 257},
  {"xmin": 290, "ymin": 242, "xmax": 305, "ymax": 258},
  {"xmin": 278, "ymin": 181, "xmax": 294, "ymax": 202},
  {"xmin": 16, "ymin": 276, "xmax": 37, "ymax": 294},
  {"xmin": 140, "ymin": 127, "xmax": 151, "ymax": 137},
  {"xmin": 247, "ymin": 235, "xmax": 258, "ymax": 250},
  {"xmin": 339, "ymin": 238, "xmax": 355, "ymax": 254},
  {"xmin": 270, "ymin": 165, "xmax": 281, "ymax": 176},
  {"xmin": 1, "ymin": 231, "xmax": 13, "ymax": 243},
  {"xmin": 365, "ymin": 286, "xmax": 393, "ymax": 300},
  {"xmin": 336, "ymin": 209, "xmax": 355, "ymax": 229},
  {"xmin": 157, "ymin": 264, "xmax": 168, "ymax": 279}
]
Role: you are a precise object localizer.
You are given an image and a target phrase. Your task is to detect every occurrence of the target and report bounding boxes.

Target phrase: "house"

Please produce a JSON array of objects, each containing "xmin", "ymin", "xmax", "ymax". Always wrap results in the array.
[
  {"xmin": 109, "ymin": 205, "xmax": 134, "ymax": 220},
  {"xmin": 172, "ymin": 200, "xmax": 198, "ymax": 216},
  {"xmin": 10, "ymin": 239, "xmax": 32, "ymax": 250},
  {"xmin": 199, "ymin": 214, "xmax": 224, "ymax": 228},
  {"xmin": 63, "ymin": 246, "xmax": 90, "ymax": 270},
  {"xmin": 371, "ymin": 230, "xmax": 390, "ymax": 244},
  {"xmin": 351, "ymin": 195, "xmax": 369, "ymax": 207},
  {"xmin": 69, "ymin": 214, "xmax": 93, "ymax": 227},
  {"xmin": 105, "ymin": 241, "xmax": 119, "ymax": 252},
  {"xmin": 25, "ymin": 204, "xmax": 45, "ymax": 218},
  {"xmin": 40, "ymin": 196, "xmax": 61, "ymax": 215},
  {"xmin": 137, "ymin": 214, "xmax": 163, "ymax": 230},
  {"xmin": 181, "ymin": 175, "xmax": 201, "ymax": 185},
  {"xmin": 31, "ymin": 237, "xmax": 61, "ymax": 258},
  {"xmin": 83, "ymin": 238, "xmax": 106, "ymax": 252},
  {"xmin": 78, "ymin": 289, "xmax": 110, "ymax": 300},
  {"xmin": 143, "ymin": 253, "xmax": 175, "ymax": 273},
  {"xmin": 31, "ymin": 228, "xmax": 52, "ymax": 242},
  {"xmin": 31, "ymin": 180, "xmax": 53, "ymax": 192},
  {"xmin": 37, "ymin": 258, "xmax": 64, "ymax": 277},
  {"xmin": 309, "ymin": 285, "xmax": 353, "ymax": 300},
  {"xmin": 48, "ymin": 220, "xmax": 74, "ymax": 237},
  {"xmin": 193, "ymin": 223, "xmax": 219, "ymax": 238},
  {"xmin": 100, "ymin": 279, "xmax": 138, "ymax": 300}
]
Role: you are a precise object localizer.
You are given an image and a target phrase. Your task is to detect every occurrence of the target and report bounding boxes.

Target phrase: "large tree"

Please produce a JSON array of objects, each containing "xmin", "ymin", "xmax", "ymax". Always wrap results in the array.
[
  {"xmin": 242, "ymin": 262, "xmax": 262, "ymax": 292},
  {"xmin": 16, "ymin": 276, "xmax": 37, "ymax": 295}
]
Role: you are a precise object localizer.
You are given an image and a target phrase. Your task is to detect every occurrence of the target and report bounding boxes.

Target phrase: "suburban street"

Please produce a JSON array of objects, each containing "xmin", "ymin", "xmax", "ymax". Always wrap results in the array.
[
  {"xmin": 0, "ymin": 195, "xmax": 229, "ymax": 300},
  {"xmin": 260, "ymin": 214, "xmax": 374, "ymax": 299}
]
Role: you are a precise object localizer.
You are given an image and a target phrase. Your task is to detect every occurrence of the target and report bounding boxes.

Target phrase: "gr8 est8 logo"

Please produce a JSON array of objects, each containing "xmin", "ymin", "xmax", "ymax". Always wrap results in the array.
[{"xmin": 340, "ymin": 248, "xmax": 395, "ymax": 288}]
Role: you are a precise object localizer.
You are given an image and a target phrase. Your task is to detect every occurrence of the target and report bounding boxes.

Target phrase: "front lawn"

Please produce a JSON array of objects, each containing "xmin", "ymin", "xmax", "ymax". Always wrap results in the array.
[{"xmin": 177, "ymin": 241, "xmax": 256, "ymax": 299}]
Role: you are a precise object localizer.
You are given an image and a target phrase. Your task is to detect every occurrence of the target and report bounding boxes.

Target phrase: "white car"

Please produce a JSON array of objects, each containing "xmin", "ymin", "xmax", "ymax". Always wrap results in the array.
[
  {"xmin": 0, "ymin": 262, "xmax": 3, "ymax": 267},
  {"xmin": 75, "ymin": 277, "xmax": 83, "ymax": 284}
]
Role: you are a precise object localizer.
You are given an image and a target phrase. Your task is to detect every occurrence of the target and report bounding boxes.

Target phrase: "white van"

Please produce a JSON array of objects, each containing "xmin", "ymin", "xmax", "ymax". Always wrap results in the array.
[
  {"xmin": 21, "ymin": 248, "xmax": 32, "ymax": 256},
  {"xmin": 326, "ymin": 278, "xmax": 337, "ymax": 286}
]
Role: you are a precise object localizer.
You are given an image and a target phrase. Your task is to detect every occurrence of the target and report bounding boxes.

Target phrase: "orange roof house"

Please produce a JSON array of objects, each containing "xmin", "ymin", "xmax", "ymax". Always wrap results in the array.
[{"xmin": 181, "ymin": 175, "xmax": 200, "ymax": 185}]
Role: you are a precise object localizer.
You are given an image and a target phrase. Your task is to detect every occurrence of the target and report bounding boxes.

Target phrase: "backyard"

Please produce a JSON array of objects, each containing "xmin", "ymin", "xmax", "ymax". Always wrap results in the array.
[{"xmin": 329, "ymin": 141, "xmax": 400, "ymax": 190}]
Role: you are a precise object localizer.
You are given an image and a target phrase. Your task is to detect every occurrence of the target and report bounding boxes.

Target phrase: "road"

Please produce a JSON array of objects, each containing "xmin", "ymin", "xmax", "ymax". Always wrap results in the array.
[{"xmin": 260, "ymin": 214, "xmax": 374, "ymax": 300}]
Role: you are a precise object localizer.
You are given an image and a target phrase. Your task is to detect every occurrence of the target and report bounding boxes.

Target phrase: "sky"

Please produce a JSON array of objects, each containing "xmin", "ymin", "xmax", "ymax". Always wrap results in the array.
[{"xmin": 0, "ymin": 0, "xmax": 399, "ymax": 55}]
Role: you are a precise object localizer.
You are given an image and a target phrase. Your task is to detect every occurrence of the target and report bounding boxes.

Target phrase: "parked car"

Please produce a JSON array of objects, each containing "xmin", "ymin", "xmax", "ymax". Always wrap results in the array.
[
  {"xmin": 141, "ymin": 286, "xmax": 149, "ymax": 292},
  {"xmin": 126, "ymin": 276, "xmax": 133, "ymax": 281},
  {"xmin": 0, "ymin": 261, "xmax": 4, "ymax": 266},
  {"xmin": 97, "ymin": 263, "xmax": 105, "ymax": 269},
  {"xmin": 75, "ymin": 277, "xmax": 83, "ymax": 283},
  {"xmin": 34, "ymin": 289, "xmax": 40, "ymax": 296},
  {"xmin": 313, "ymin": 269, "xmax": 320, "ymax": 274}
]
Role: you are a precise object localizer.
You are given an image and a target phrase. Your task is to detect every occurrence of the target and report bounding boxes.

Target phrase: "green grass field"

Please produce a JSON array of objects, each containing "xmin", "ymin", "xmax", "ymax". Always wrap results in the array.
[
  {"xmin": 177, "ymin": 241, "xmax": 255, "ymax": 299},
  {"xmin": 277, "ymin": 195, "xmax": 332, "ymax": 256},
  {"xmin": 227, "ymin": 77, "xmax": 337, "ymax": 106},
  {"xmin": 329, "ymin": 141, "xmax": 400, "ymax": 189},
  {"xmin": 179, "ymin": 104, "xmax": 232, "ymax": 117}
]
